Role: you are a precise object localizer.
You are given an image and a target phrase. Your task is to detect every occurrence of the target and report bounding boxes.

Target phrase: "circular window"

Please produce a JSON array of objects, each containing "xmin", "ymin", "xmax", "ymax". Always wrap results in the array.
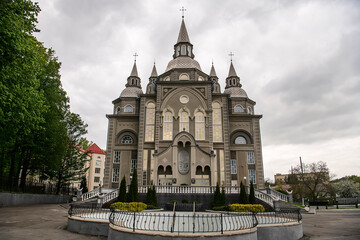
[{"xmin": 180, "ymin": 95, "xmax": 189, "ymax": 104}]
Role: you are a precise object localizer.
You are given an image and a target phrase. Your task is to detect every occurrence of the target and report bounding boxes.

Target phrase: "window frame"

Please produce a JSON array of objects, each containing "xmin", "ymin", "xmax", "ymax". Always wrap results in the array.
[
  {"xmin": 112, "ymin": 168, "xmax": 119, "ymax": 183},
  {"xmin": 113, "ymin": 151, "xmax": 121, "ymax": 163}
]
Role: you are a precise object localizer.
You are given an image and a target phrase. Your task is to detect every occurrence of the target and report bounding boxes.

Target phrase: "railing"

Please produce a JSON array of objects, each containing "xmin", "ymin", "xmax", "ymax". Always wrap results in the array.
[
  {"xmin": 109, "ymin": 210, "xmax": 258, "ymax": 233},
  {"xmin": 257, "ymin": 209, "xmax": 302, "ymax": 224},
  {"xmin": 97, "ymin": 189, "xmax": 119, "ymax": 205},
  {"xmin": 68, "ymin": 203, "xmax": 110, "ymax": 220},
  {"xmin": 259, "ymin": 188, "xmax": 292, "ymax": 202},
  {"xmin": 81, "ymin": 187, "xmax": 101, "ymax": 201}
]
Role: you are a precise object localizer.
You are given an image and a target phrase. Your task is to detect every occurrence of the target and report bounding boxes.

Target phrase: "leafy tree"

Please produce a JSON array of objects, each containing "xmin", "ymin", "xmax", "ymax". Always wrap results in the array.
[
  {"xmin": 80, "ymin": 176, "xmax": 88, "ymax": 193},
  {"xmin": 239, "ymin": 181, "xmax": 248, "ymax": 204},
  {"xmin": 78, "ymin": 138, "xmax": 93, "ymax": 151},
  {"xmin": 249, "ymin": 181, "xmax": 256, "ymax": 204},
  {"xmin": 118, "ymin": 176, "xmax": 126, "ymax": 202},
  {"xmin": 126, "ymin": 168, "xmax": 138, "ymax": 202},
  {"xmin": 335, "ymin": 179, "xmax": 359, "ymax": 198},
  {"xmin": 289, "ymin": 161, "xmax": 331, "ymax": 202}
]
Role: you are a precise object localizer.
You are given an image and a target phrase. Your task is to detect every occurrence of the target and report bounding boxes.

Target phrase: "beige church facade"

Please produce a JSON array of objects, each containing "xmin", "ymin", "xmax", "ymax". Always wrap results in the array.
[{"xmin": 104, "ymin": 18, "xmax": 265, "ymax": 189}]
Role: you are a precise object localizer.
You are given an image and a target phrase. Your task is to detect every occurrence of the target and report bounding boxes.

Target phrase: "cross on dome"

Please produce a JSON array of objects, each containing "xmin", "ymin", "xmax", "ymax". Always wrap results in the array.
[{"xmin": 133, "ymin": 52, "xmax": 138, "ymax": 62}]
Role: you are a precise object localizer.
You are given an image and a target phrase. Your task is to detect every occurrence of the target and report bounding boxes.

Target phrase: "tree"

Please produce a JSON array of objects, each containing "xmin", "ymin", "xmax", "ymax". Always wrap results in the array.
[
  {"xmin": 221, "ymin": 186, "xmax": 226, "ymax": 206},
  {"xmin": 212, "ymin": 182, "xmax": 225, "ymax": 208},
  {"xmin": 78, "ymin": 138, "xmax": 93, "ymax": 151},
  {"xmin": 145, "ymin": 185, "xmax": 157, "ymax": 206},
  {"xmin": 239, "ymin": 181, "xmax": 248, "ymax": 204},
  {"xmin": 335, "ymin": 179, "xmax": 359, "ymax": 198},
  {"xmin": 126, "ymin": 168, "xmax": 138, "ymax": 202},
  {"xmin": 80, "ymin": 176, "xmax": 88, "ymax": 193},
  {"xmin": 290, "ymin": 161, "xmax": 331, "ymax": 202},
  {"xmin": 249, "ymin": 181, "xmax": 256, "ymax": 204},
  {"xmin": 118, "ymin": 176, "xmax": 126, "ymax": 202}
]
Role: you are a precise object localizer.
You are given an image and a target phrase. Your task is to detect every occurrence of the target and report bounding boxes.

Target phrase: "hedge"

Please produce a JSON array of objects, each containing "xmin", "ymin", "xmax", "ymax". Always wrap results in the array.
[
  {"xmin": 229, "ymin": 204, "xmax": 265, "ymax": 212},
  {"xmin": 110, "ymin": 202, "xmax": 147, "ymax": 212}
]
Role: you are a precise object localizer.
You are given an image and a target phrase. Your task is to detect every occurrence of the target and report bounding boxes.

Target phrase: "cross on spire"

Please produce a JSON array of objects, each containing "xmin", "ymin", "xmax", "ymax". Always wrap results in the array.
[
  {"xmin": 229, "ymin": 52, "xmax": 234, "ymax": 62},
  {"xmin": 180, "ymin": 6, "xmax": 186, "ymax": 19},
  {"xmin": 133, "ymin": 52, "xmax": 138, "ymax": 62}
]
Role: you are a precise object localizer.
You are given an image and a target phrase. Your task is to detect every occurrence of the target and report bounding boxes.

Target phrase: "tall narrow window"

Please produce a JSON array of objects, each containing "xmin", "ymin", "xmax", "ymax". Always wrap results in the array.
[
  {"xmin": 249, "ymin": 169, "xmax": 256, "ymax": 184},
  {"xmin": 247, "ymin": 152, "xmax": 255, "ymax": 164},
  {"xmin": 230, "ymin": 159, "xmax": 237, "ymax": 174},
  {"xmin": 195, "ymin": 111, "xmax": 205, "ymax": 140},
  {"xmin": 181, "ymin": 45, "xmax": 186, "ymax": 55},
  {"xmin": 113, "ymin": 151, "xmax": 120, "ymax": 163},
  {"xmin": 145, "ymin": 103, "xmax": 155, "ymax": 142},
  {"xmin": 163, "ymin": 110, "xmax": 173, "ymax": 140},
  {"xmin": 212, "ymin": 102, "xmax": 223, "ymax": 142},
  {"xmin": 130, "ymin": 150, "xmax": 137, "ymax": 174},
  {"xmin": 112, "ymin": 168, "xmax": 119, "ymax": 182},
  {"xmin": 179, "ymin": 110, "xmax": 189, "ymax": 132},
  {"xmin": 143, "ymin": 150, "xmax": 148, "ymax": 185}
]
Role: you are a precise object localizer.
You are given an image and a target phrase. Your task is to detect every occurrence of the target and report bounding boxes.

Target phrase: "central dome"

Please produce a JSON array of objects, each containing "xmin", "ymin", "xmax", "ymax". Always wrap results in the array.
[{"xmin": 165, "ymin": 57, "xmax": 202, "ymax": 72}]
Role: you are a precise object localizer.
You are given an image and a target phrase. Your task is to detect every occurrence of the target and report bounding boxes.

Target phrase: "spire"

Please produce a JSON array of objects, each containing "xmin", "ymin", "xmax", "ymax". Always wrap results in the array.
[
  {"xmin": 177, "ymin": 18, "xmax": 190, "ymax": 44},
  {"xmin": 228, "ymin": 61, "xmax": 238, "ymax": 77},
  {"xmin": 210, "ymin": 62, "xmax": 217, "ymax": 77},
  {"xmin": 150, "ymin": 62, "xmax": 158, "ymax": 77},
  {"xmin": 130, "ymin": 61, "xmax": 138, "ymax": 77}
]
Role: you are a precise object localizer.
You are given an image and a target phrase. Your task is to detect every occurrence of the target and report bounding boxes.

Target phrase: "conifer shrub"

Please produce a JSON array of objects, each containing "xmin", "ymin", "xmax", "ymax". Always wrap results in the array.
[
  {"xmin": 249, "ymin": 181, "xmax": 256, "ymax": 204},
  {"xmin": 239, "ymin": 181, "xmax": 248, "ymax": 204},
  {"xmin": 118, "ymin": 176, "xmax": 126, "ymax": 202},
  {"xmin": 126, "ymin": 168, "xmax": 138, "ymax": 202}
]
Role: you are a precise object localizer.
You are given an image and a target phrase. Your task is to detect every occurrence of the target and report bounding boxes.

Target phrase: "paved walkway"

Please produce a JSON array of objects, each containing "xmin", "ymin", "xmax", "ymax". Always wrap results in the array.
[
  {"xmin": 0, "ymin": 204, "xmax": 359, "ymax": 239},
  {"xmin": 0, "ymin": 204, "xmax": 106, "ymax": 240},
  {"xmin": 301, "ymin": 209, "xmax": 360, "ymax": 239}
]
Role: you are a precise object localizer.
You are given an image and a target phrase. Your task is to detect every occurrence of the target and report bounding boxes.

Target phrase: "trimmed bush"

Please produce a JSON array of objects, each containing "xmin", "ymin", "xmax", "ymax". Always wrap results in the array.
[
  {"xmin": 229, "ymin": 204, "xmax": 265, "ymax": 212},
  {"xmin": 118, "ymin": 176, "xmax": 126, "ymax": 202},
  {"xmin": 182, "ymin": 198, "xmax": 189, "ymax": 203},
  {"xmin": 110, "ymin": 202, "xmax": 147, "ymax": 212},
  {"xmin": 126, "ymin": 168, "xmax": 138, "ymax": 202},
  {"xmin": 212, "ymin": 205, "xmax": 230, "ymax": 211},
  {"xmin": 212, "ymin": 182, "xmax": 225, "ymax": 208},
  {"xmin": 239, "ymin": 181, "xmax": 248, "ymax": 204},
  {"xmin": 249, "ymin": 181, "xmax": 256, "ymax": 204}
]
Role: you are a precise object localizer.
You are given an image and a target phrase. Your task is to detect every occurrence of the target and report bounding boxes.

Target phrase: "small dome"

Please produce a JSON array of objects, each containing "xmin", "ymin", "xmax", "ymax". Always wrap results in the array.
[
  {"xmin": 120, "ymin": 87, "xmax": 143, "ymax": 98},
  {"xmin": 166, "ymin": 57, "xmax": 202, "ymax": 72},
  {"xmin": 224, "ymin": 87, "xmax": 248, "ymax": 98}
]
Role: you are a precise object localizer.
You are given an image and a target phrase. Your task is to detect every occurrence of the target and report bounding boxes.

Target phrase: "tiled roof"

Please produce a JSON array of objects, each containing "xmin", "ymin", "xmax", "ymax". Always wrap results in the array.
[
  {"xmin": 86, "ymin": 143, "xmax": 105, "ymax": 154},
  {"xmin": 177, "ymin": 19, "xmax": 190, "ymax": 43},
  {"xmin": 120, "ymin": 86, "xmax": 143, "ymax": 98},
  {"xmin": 210, "ymin": 63, "xmax": 217, "ymax": 77},
  {"xmin": 130, "ymin": 61, "xmax": 138, "ymax": 77},
  {"xmin": 151, "ymin": 64, "xmax": 158, "ymax": 77},
  {"xmin": 166, "ymin": 57, "xmax": 202, "ymax": 72},
  {"xmin": 228, "ymin": 62, "xmax": 238, "ymax": 77},
  {"xmin": 224, "ymin": 87, "xmax": 248, "ymax": 98}
]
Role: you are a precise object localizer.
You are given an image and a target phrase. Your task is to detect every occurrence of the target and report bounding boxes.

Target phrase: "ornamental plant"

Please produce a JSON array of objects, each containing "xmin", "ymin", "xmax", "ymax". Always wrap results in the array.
[
  {"xmin": 110, "ymin": 202, "xmax": 147, "ymax": 212},
  {"xmin": 229, "ymin": 204, "xmax": 265, "ymax": 212}
]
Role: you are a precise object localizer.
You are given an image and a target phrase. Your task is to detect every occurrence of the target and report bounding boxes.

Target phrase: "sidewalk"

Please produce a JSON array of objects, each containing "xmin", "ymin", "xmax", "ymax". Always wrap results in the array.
[
  {"xmin": 0, "ymin": 204, "xmax": 106, "ymax": 240},
  {"xmin": 301, "ymin": 209, "xmax": 360, "ymax": 239}
]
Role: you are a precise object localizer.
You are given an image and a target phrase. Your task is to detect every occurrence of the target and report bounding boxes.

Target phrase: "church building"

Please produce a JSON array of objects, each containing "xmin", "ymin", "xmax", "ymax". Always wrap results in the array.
[{"xmin": 103, "ymin": 17, "xmax": 265, "ymax": 189}]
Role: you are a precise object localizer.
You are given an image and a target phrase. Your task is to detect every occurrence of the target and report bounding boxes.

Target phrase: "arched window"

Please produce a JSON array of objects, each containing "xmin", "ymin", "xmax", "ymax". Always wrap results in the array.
[
  {"xmin": 187, "ymin": 46, "xmax": 191, "ymax": 56},
  {"xmin": 124, "ymin": 105, "xmax": 133, "ymax": 113},
  {"xmin": 198, "ymin": 76, "xmax": 204, "ymax": 81},
  {"xmin": 195, "ymin": 111, "xmax": 205, "ymax": 140},
  {"xmin": 116, "ymin": 107, "xmax": 121, "ymax": 114},
  {"xmin": 179, "ymin": 110, "xmax": 189, "ymax": 132},
  {"xmin": 247, "ymin": 107, "xmax": 252, "ymax": 115},
  {"xmin": 163, "ymin": 110, "xmax": 173, "ymax": 140},
  {"xmin": 176, "ymin": 46, "xmax": 180, "ymax": 56},
  {"xmin": 234, "ymin": 105, "xmax": 243, "ymax": 113},
  {"xmin": 164, "ymin": 76, "xmax": 170, "ymax": 81},
  {"xmin": 212, "ymin": 102, "xmax": 223, "ymax": 142},
  {"xmin": 179, "ymin": 73, "xmax": 189, "ymax": 80},
  {"xmin": 235, "ymin": 136, "xmax": 247, "ymax": 144},
  {"xmin": 145, "ymin": 103, "xmax": 155, "ymax": 141},
  {"xmin": 121, "ymin": 135, "xmax": 134, "ymax": 144},
  {"xmin": 181, "ymin": 45, "xmax": 186, "ymax": 55}
]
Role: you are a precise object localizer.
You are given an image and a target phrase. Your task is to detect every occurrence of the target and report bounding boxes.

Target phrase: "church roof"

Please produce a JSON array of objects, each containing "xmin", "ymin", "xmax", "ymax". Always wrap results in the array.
[
  {"xmin": 120, "ymin": 86, "xmax": 143, "ymax": 98},
  {"xmin": 224, "ymin": 87, "xmax": 248, "ymax": 98},
  {"xmin": 86, "ymin": 143, "xmax": 105, "ymax": 154},
  {"xmin": 228, "ymin": 61, "xmax": 238, "ymax": 77},
  {"xmin": 177, "ymin": 19, "xmax": 190, "ymax": 43},
  {"xmin": 165, "ymin": 56, "xmax": 202, "ymax": 72},
  {"xmin": 150, "ymin": 64, "xmax": 158, "ymax": 77},
  {"xmin": 210, "ymin": 63, "xmax": 217, "ymax": 77},
  {"xmin": 130, "ymin": 61, "xmax": 139, "ymax": 77}
]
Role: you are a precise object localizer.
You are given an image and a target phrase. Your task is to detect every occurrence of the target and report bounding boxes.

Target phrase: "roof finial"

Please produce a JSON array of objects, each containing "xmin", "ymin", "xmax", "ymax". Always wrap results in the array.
[
  {"xmin": 229, "ymin": 52, "xmax": 234, "ymax": 62},
  {"xmin": 180, "ymin": 6, "xmax": 186, "ymax": 19},
  {"xmin": 133, "ymin": 52, "xmax": 138, "ymax": 62}
]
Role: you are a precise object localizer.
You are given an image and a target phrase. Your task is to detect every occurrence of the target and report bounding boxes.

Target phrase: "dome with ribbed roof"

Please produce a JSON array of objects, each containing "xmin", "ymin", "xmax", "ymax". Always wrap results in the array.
[
  {"xmin": 166, "ymin": 57, "xmax": 202, "ymax": 72},
  {"xmin": 120, "ymin": 86, "xmax": 143, "ymax": 98},
  {"xmin": 224, "ymin": 87, "xmax": 248, "ymax": 98}
]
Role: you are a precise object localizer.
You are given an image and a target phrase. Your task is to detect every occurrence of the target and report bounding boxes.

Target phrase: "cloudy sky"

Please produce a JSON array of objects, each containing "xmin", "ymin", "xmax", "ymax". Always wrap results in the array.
[{"xmin": 33, "ymin": 0, "xmax": 360, "ymax": 181}]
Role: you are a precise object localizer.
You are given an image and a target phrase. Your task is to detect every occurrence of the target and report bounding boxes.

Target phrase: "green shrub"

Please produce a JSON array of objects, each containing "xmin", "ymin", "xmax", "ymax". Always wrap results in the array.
[
  {"xmin": 118, "ymin": 176, "xmax": 126, "ymax": 202},
  {"xmin": 182, "ymin": 198, "xmax": 189, "ymax": 203},
  {"xmin": 110, "ymin": 202, "xmax": 147, "ymax": 212},
  {"xmin": 229, "ymin": 204, "xmax": 265, "ymax": 212},
  {"xmin": 249, "ymin": 181, "xmax": 256, "ymax": 204},
  {"xmin": 212, "ymin": 205, "xmax": 230, "ymax": 211},
  {"xmin": 239, "ymin": 181, "xmax": 248, "ymax": 204},
  {"xmin": 146, "ymin": 205, "xmax": 159, "ymax": 210},
  {"xmin": 212, "ymin": 182, "xmax": 225, "ymax": 207}
]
